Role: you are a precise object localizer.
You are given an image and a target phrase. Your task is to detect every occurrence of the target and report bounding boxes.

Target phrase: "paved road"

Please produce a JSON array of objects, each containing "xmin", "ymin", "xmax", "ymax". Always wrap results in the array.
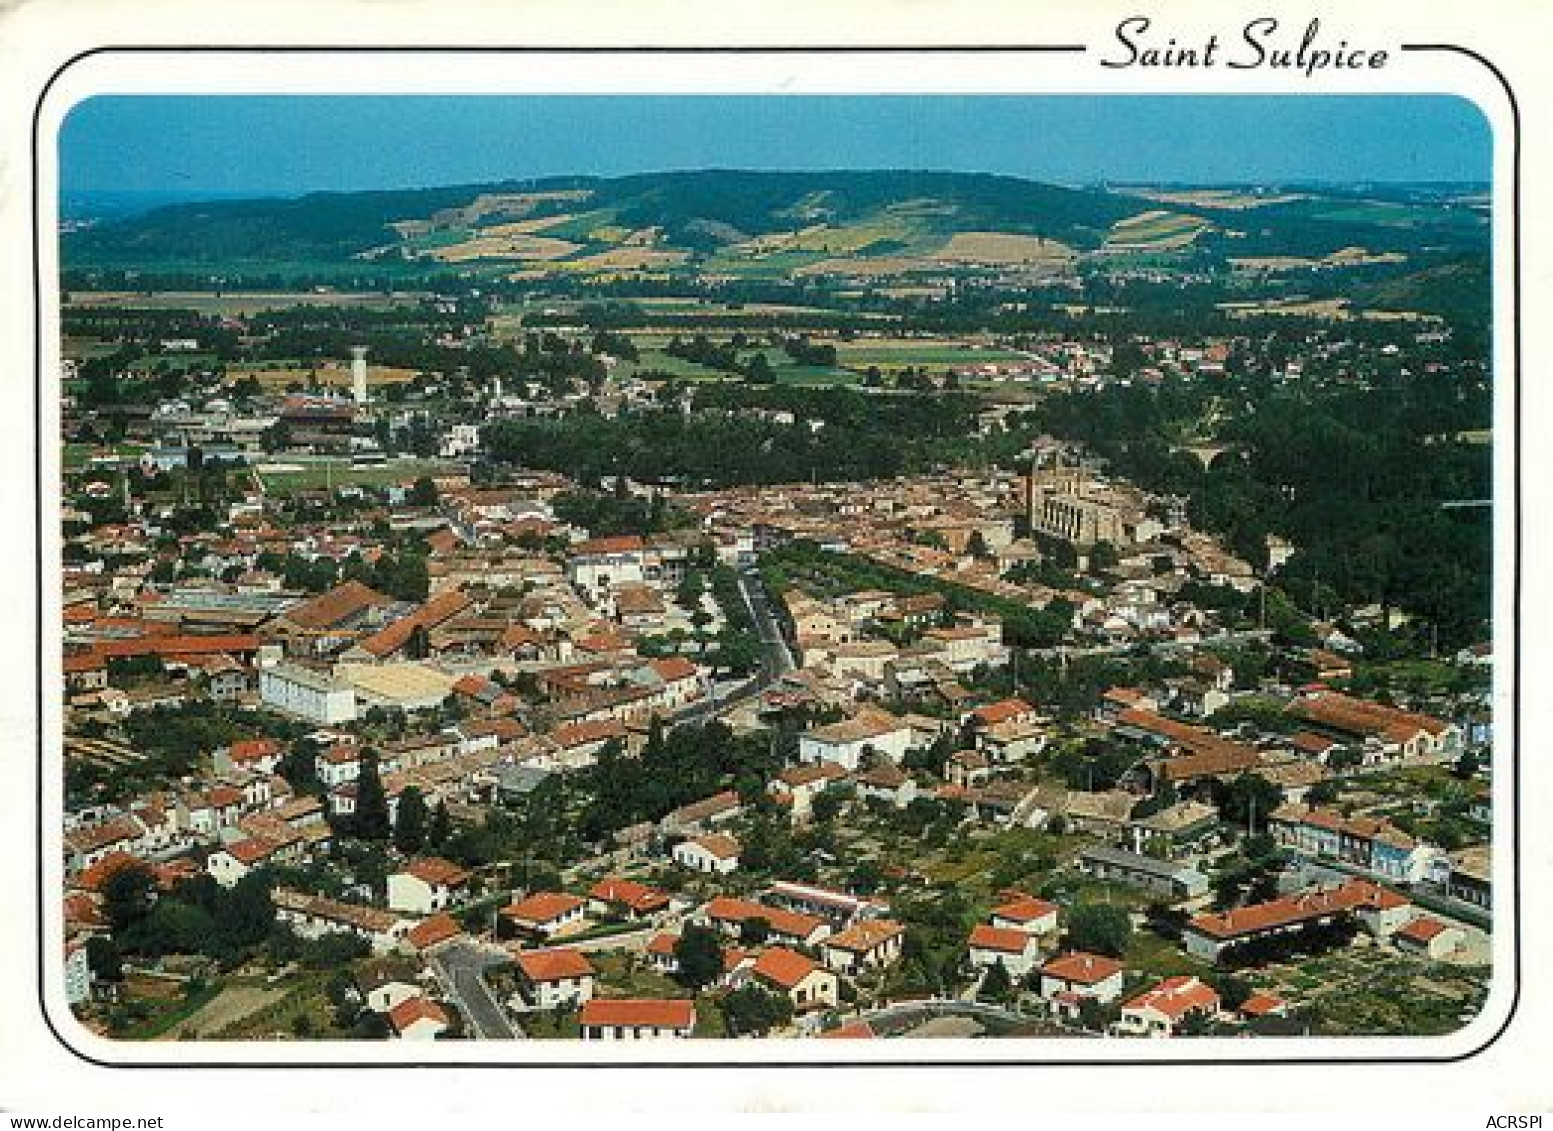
[
  {"xmin": 668, "ymin": 564, "xmax": 793, "ymax": 729},
  {"xmin": 432, "ymin": 941, "xmax": 521, "ymax": 1040},
  {"xmin": 736, "ymin": 563, "xmax": 796, "ymax": 678}
]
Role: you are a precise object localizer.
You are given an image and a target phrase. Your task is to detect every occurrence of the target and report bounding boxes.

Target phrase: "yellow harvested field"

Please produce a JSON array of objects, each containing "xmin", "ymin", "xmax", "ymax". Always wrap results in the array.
[
  {"xmin": 737, "ymin": 222, "xmax": 908, "ymax": 257},
  {"xmin": 796, "ymin": 256, "xmax": 931, "ymax": 277},
  {"xmin": 224, "ymin": 361, "xmax": 420, "ymax": 387},
  {"xmin": 1232, "ymin": 247, "xmax": 1408, "ymax": 272},
  {"xmin": 1107, "ymin": 210, "xmax": 1210, "ymax": 249},
  {"xmin": 1230, "ymin": 256, "xmax": 1320, "ymax": 271},
  {"xmin": 562, "ymin": 247, "xmax": 690, "ymax": 271},
  {"xmin": 428, "ymin": 233, "xmax": 581, "ymax": 262},
  {"xmin": 1219, "ymin": 298, "xmax": 1351, "ymax": 319},
  {"xmin": 1327, "ymin": 247, "xmax": 1408, "ymax": 267},
  {"xmin": 477, "ymin": 214, "xmax": 583, "ymax": 237},
  {"xmin": 933, "ymin": 232, "xmax": 1076, "ymax": 264}
]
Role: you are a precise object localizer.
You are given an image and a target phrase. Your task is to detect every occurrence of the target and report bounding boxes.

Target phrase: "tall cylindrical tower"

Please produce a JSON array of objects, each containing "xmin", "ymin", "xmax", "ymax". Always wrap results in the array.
[{"xmin": 350, "ymin": 345, "xmax": 369, "ymax": 404}]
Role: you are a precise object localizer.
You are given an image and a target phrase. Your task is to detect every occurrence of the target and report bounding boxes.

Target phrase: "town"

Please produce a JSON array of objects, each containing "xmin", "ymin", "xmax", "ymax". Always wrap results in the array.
[{"xmin": 56, "ymin": 170, "xmax": 1494, "ymax": 1044}]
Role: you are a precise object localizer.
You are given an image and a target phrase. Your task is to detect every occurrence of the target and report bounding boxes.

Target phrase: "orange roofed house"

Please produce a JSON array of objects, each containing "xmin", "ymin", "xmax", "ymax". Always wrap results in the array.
[
  {"xmin": 751, "ymin": 947, "xmax": 839, "ymax": 1013},
  {"xmin": 968, "ymin": 924, "xmax": 1044, "ymax": 979},
  {"xmin": 387, "ymin": 857, "xmax": 472, "ymax": 915},
  {"xmin": 820, "ymin": 919, "xmax": 905, "ymax": 975},
  {"xmin": 579, "ymin": 997, "xmax": 695, "ymax": 1040},
  {"xmin": 1039, "ymin": 951, "xmax": 1126, "ymax": 1013},
  {"xmin": 1116, "ymin": 975, "xmax": 1221, "ymax": 1037},
  {"xmin": 588, "ymin": 878, "xmax": 671, "ymax": 922},
  {"xmin": 513, "ymin": 947, "xmax": 596, "ymax": 1012},
  {"xmin": 499, "ymin": 891, "xmax": 586, "ymax": 942},
  {"xmin": 1182, "ymin": 877, "xmax": 1413, "ymax": 963}
]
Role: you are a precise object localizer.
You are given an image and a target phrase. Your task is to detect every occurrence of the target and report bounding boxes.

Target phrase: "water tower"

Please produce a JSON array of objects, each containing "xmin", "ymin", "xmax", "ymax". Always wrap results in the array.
[{"xmin": 350, "ymin": 345, "xmax": 369, "ymax": 404}]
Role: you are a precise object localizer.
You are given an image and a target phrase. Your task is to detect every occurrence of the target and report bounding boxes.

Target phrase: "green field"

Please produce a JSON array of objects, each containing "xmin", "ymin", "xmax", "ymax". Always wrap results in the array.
[
  {"xmin": 63, "ymin": 289, "xmax": 434, "ymax": 316},
  {"xmin": 835, "ymin": 341, "xmax": 1032, "ymax": 370},
  {"xmin": 252, "ymin": 460, "xmax": 459, "ymax": 494}
]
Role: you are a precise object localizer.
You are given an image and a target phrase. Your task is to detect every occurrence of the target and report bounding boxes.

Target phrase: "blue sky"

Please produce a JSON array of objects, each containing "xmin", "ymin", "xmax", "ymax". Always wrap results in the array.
[{"xmin": 59, "ymin": 94, "xmax": 1491, "ymax": 197}]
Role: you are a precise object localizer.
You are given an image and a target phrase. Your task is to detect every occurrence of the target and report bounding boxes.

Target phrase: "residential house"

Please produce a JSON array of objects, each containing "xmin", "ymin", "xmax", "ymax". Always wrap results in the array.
[
  {"xmin": 1394, "ymin": 916, "xmax": 1466, "ymax": 960},
  {"xmin": 701, "ymin": 897, "xmax": 832, "ymax": 949},
  {"xmin": 387, "ymin": 858, "xmax": 472, "ymax": 915},
  {"xmin": 387, "ymin": 997, "xmax": 450, "ymax": 1041},
  {"xmin": 968, "ymin": 924, "xmax": 1043, "ymax": 979},
  {"xmin": 1039, "ymin": 952, "xmax": 1126, "ymax": 1012},
  {"xmin": 797, "ymin": 710, "xmax": 912, "ymax": 772},
  {"xmin": 673, "ymin": 834, "xmax": 742, "ymax": 875},
  {"xmin": 820, "ymin": 919, "xmax": 905, "ymax": 975},
  {"xmin": 513, "ymin": 947, "xmax": 596, "ymax": 1012},
  {"xmin": 1116, "ymin": 975, "xmax": 1221, "ymax": 1037},
  {"xmin": 499, "ymin": 891, "xmax": 586, "ymax": 941},
  {"xmin": 357, "ymin": 961, "xmax": 426, "ymax": 1014},
  {"xmin": 751, "ymin": 947, "xmax": 839, "ymax": 1013},
  {"xmin": 990, "ymin": 894, "xmax": 1060, "ymax": 936},
  {"xmin": 588, "ymin": 878, "xmax": 671, "ymax": 922},
  {"xmin": 579, "ymin": 998, "xmax": 695, "ymax": 1040}
]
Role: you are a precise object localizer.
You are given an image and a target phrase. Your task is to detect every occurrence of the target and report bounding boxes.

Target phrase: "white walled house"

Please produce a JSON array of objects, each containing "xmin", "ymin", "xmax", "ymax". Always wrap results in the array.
[
  {"xmin": 797, "ymin": 711, "xmax": 912, "ymax": 772},
  {"xmin": 673, "ymin": 833, "xmax": 741, "ymax": 874},
  {"xmin": 388, "ymin": 858, "xmax": 472, "ymax": 915},
  {"xmin": 580, "ymin": 998, "xmax": 695, "ymax": 1040},
  {"xmin": 968, "ymin": 924, "xmax": 1043, "ymax": 979},
  {"xmin": 1039, "ymin": 952, "xmax": 1126, "ymax": 1006},
  {"xmin": 514, "ymin": 948, "xmax": 596, "ymax": 1012}
]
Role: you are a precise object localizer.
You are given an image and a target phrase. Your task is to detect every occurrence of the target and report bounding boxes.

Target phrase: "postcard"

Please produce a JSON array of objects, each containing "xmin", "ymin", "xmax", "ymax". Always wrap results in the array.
[{"xmin": 0, "ymin": 0, "xmax": 1547, "ymax": 1116}]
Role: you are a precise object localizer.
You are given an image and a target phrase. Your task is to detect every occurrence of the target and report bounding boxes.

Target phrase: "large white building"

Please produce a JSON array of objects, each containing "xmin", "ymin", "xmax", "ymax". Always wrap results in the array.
[
  {"xmin": 797, "ymin": 710, "xmax": 913, "ymax": 772},
  {"xmin": 260, "ymin": 663, "xmax": 358, "ymax": 724}
]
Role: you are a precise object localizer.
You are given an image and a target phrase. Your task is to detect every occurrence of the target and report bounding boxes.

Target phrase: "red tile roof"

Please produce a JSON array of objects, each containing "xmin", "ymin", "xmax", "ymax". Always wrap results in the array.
[
  {"xmin": 1042, "ymin": 951, "xmax": 1124, "ymax": 985},
  {"xmin": 1188, "ymin": 878, "xmax": 1409, "ymax": 941},
  {"xmin": 970, "ymin": 698, "xmax": 1034, "ymax": 726},
  {"xmin": 357, "ymin": 589, "xmax": 473, "ymax": 659},
  {"xmin": 502, "ymin": 891, "xmax": 584, "ymax": 925},
  {"xmin": 751, "ymin": 947, "xmax": 822, "ymax": 990},
  {"xmin": 407, "ymin": 913, "xmax": 463, "ymax": 952},
  {"xmin": 387, "ymin": 997, "xmax": 450, "ymax": 1034},
  {"xmin": 992, "ymin": 896, "xmax": 1059, "ymax": 925},
  {"xmin": 589, "ymin": 877, "xmax": 669, "ymax": 914},
  {"xmin": 82, "ymin": 634, "xmax": 261, "ymax": 660},
  {"xmin": 703, "ymin": 897, "xmax": 824, "ymax": 942},
  {"xmin": 516, "ymin": 947, "xmax": 595, "ymax": 982},
  {"xmin": 1239, "ymin": 992, "xmax": 1288, "ymax": 1017},
  {"xmin": 819, "ymin": 1020, "xmax": 877, "ymax": 1039},
  {"xmin": 1123, "ymin": 975, "xmax": 1219, "ymax": 1021},
  {"xmin": 580, "ymin": 998, "xmax": 694, "ymax": 1030},
  {"xmin": 401, "ymin": 857, "xmax": 471, "ymax": 887},
  {"xmin": 573, "ymin": 535, "xmax": 646, "ymax": 556},
  {"xmin": 825, "ymin": 919, "xmax": 904, "ymax": 954},
  {"xmin": 969, "ymin": 924, "xmax": 1033, "ymax": 955},
  {"xmin": 1397, "ymin": 915, "xmax": 1452, "ymax": 944},
  {"xmin": 281, "ymin": 580, "xmax": 390, "ymax": 630},
  {"xmin": 229, "ymin": 738, "xmax": 281, "ymax": 763},
  {"xmin": 651, "ymin": 657, "xmax": 699, "ymax": 682}
]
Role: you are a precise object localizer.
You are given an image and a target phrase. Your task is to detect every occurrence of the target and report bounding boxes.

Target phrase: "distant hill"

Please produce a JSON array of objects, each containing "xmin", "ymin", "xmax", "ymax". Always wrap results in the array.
[{"xmin": 61, "ymin": 168, "xmax": 1490, "ymax": 278}]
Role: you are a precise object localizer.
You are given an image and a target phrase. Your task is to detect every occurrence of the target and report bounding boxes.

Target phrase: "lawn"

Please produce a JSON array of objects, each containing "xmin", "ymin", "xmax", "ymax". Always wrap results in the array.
[{"xmin": 589, "ymin": 951, "xmax": 686, "ymax": 1000}]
